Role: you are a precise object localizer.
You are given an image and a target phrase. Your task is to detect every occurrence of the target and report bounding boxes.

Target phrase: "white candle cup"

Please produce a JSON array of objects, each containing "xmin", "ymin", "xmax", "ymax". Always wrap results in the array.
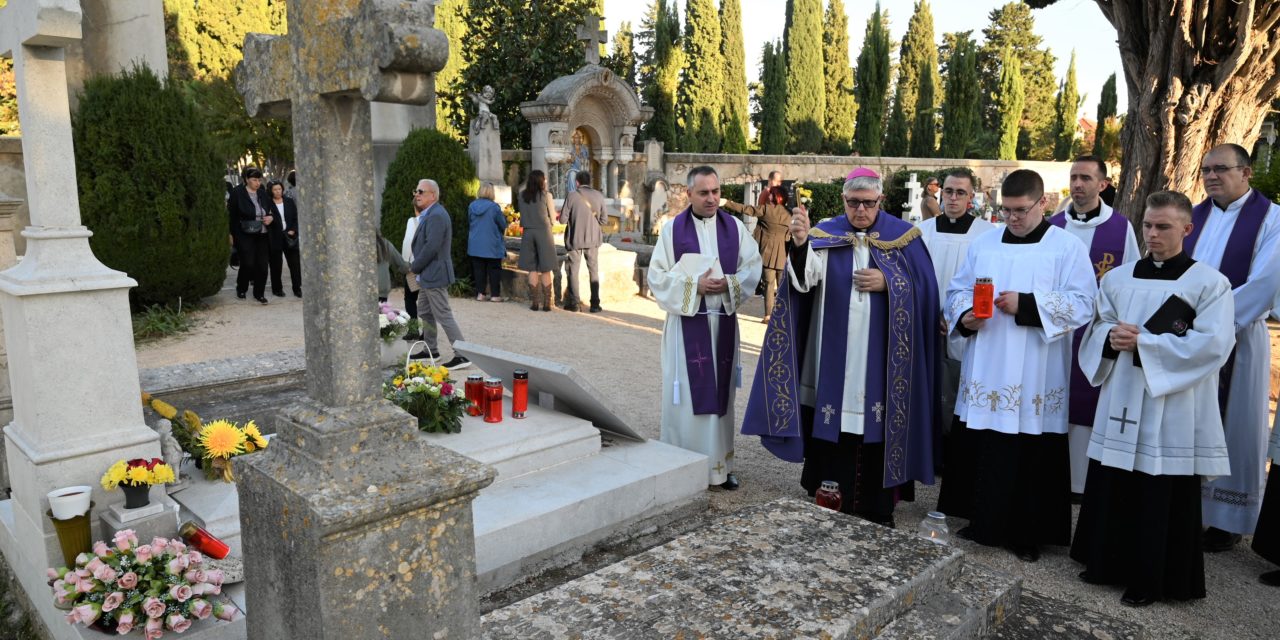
[{"xmin": 47, "ymin": 486, "xmax": 93, "ymax": 520}]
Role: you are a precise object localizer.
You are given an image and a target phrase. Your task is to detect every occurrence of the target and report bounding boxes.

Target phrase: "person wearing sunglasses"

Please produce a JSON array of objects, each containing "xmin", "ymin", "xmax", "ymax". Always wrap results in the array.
[
  {"xmin": 1186, "ymin": 144, "xmax": 1280, "ymax": 556},
  {"xmin": 742, "ymin": 167, "xmax": 939, "ymax": 528},
  {"xmin": 938, "ymin": 169, "xmax": 1096, "ymax": 563}
]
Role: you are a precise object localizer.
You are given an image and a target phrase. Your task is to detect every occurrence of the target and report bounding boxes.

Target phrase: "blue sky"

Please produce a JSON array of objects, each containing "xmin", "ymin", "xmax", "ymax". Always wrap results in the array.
[{"xmin": 605, "ymin": 0, "xmax": 1125, "ymax": 120}]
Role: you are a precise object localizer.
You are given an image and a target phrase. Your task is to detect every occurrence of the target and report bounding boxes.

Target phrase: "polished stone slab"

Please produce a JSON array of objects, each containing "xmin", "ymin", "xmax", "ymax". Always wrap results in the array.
[{"xmin": 481, "ymin": 498, "xmax": 963, "ymax": 639}]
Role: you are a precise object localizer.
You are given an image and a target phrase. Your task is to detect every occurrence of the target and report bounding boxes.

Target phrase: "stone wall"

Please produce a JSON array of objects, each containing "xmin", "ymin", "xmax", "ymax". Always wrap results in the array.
[{"xmin": 0, "ymin": 138, "xmax": 26, "ymax": 257}]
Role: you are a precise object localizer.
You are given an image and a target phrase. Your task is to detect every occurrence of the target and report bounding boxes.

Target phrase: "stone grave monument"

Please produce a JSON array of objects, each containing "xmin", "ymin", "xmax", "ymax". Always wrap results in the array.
[
  {"xmin": 469, "ymin": 84, "xmax": 511, "ymax": 205},
  {"xmin": 233, "ymin": 1, "xmax": 496, "ymax": 637},
  {"xmin": 904, "ymin": 172, "xmax": 924, "ymax": 223}
]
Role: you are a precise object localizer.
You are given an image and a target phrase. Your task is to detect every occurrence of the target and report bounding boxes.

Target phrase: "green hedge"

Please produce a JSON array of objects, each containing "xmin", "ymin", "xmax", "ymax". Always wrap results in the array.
[
  {"xmin": 721, "ymin": 183, "xmax": 745, "ymax": 204},
  {"xmin": 72, "ymin": 65, "xmax": 227, "ymax": 308},
  {"xmin": 379, "ymin": 128, "xmax": 478, "ymax": 286},
  {"xmin": 797, "ymin": 167, "xmax": 984, "ymax": 222}
]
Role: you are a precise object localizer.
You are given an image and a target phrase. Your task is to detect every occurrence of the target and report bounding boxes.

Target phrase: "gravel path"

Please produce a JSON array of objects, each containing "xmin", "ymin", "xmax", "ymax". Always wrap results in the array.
[{"xmin": 137, "ymin": 268, "xmax": 1277, "ymax": 639}]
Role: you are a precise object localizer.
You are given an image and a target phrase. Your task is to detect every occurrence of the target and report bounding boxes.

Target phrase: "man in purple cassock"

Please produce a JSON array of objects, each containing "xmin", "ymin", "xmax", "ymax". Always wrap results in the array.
[{"xmin": 741, "ymin": 168, "xmax": 940, "ymax": 526}]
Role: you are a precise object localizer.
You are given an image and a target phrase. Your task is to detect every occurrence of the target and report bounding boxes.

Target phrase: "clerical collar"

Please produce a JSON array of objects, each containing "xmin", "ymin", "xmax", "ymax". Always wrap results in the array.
[
  {"xmin": 936, "ymin": 213, "xmax": 975, "ymax": 234},
  {"xmin": 1212, "ymin": 190, "xmax": 1252, "ymax": 213},
  {"xmin": 1069, "ymin": 202, "xmax": 1102, "ymax": 222},
  {"xmin": 692, "ymin": 210, "xmax": 717, "ymax": 220},
  {"xmin": 1134, "ymin": 251, "xmax": 1194, "ymax": 280},
  {"xmin": 1001, "ymin": 219, "xmax": 1051, "ymax": 244}
]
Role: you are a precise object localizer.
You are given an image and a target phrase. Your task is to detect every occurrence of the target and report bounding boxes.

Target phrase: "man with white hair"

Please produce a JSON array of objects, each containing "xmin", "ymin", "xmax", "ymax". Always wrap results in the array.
[
  {"xmin": 742, "ymin": 168, "xmax": 940, "ymax": 527},
  {"xmin": 409, "ymin": 178, "xmax": 470, "ymax": 369}
]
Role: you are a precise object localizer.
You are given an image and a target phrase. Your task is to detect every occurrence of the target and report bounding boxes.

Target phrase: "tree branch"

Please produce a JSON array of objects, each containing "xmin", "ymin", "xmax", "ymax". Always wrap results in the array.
[{"xmin": 1214, "ymin": 0, "xmax": 1256, "ymax": 86}]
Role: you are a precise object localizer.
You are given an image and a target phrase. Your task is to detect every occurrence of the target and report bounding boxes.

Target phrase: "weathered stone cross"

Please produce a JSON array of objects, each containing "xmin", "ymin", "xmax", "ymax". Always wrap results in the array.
[
  {"xmin": 233, "ymin": 3, "xmax": 493, "ymax": 638},
  {"xmin": 576, "ymin": 15, "xmax": 607, "ymax": 66},
  {"xmin": 1110, "ymin": 406, "xmax": 1138, "ymax": 434}
]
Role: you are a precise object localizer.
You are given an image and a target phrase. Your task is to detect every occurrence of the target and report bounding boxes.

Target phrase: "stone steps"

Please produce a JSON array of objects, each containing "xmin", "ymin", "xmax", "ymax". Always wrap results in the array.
[
  {"xmin": 986, "ymin": 590, "xmax": 1145, "ymax": 640},
  {"xmin": 874, "ymin": 562, "xmax": 1022, "ymax": 640}
]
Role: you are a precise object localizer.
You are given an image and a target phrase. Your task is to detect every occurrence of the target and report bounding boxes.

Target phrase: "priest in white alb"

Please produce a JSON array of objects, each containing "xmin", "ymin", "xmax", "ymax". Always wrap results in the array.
[
  {"xmin": 1070, "ymin": 190, "xmax": 1234, "ymax": 608},
  {"xmin": 1047, "ymin": 155, "xmax": 1140, "ymax": 497},
  {"xmin": 937, "ymin": 169, "xmax": 1096, "ymax": 562},
  {"xmin": 648, "ymin": 166, "xmax": 761, "ymax": 490}
]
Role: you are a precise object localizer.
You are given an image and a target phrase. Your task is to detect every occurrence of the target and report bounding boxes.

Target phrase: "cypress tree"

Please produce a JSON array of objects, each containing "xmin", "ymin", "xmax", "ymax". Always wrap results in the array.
[
  {"xmin": 720, "ymin": 0, "xmax": 750, "ymax": 154},
  {"xmin": 784, "ymin": 0, "xmax": 826, "ymax": 153},
  {"xmin": 1052, "ymin": 50, "xmax": 1079, "ymax": 161},
  {"xmin": 822, "ymin": 0, "xmax": 856, "ymax": 154},
  {"xmin": 677, "ymin": 0, "xmax": 724, "ymax": 152},
  {"xmin": 977, "ymin": 2, "xmax": 1057, "ymax": 160},
  {"xmin": 939, "ymin": 35, "xmax": 979, "ymax": 159},
  {"xmin": 908, "ymin": 58, "xmax": 937, "ymax": 158},
  {"xmin": 883, "ymin": 84, "xmax": 910, "ymax": 156},
  {"xmin": 433, "ymin": 0, "xmax": 468, "ymax": 140},
  {"xmin": 1092, "ymin": 73, "xmax": 1117, "ymax": 157},
  {"xmin": 606, "ymin": 21, "xmax": 638, "ymax": 86},
  {"xmin": 760, "ymin": 41, "xmax": 788, "ymax": 155},
  {"xmin": 886, "ymin": 0, "xmax": 938, "ymax": 154},
  {"xmin": 853, "ymin": 3, "xmax": 891, "ymax": 156},
  {"xmin": 996, "ymin": 44, "xmax": 1024, "ymax": 160},
  {"xmin": 638, "ymin": 1, "xmax": 681, "ymax": 149}
]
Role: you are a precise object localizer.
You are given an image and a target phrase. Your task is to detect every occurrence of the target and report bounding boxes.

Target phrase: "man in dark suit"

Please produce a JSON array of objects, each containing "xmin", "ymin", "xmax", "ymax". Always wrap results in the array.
[
  {"xmin": 227, "ymin": 167, "xmax": 274, "ymax": 303},
  {"xmin": 720, "ymin": 177, "xmax": 791, "ymax": 323},
  {"xmin": 560, "ymin": 171, "xmax": 609, "ymax": 312},
  {"xmin": 408, "ymin": 178, "xmax": 470, "ymax": 369}
]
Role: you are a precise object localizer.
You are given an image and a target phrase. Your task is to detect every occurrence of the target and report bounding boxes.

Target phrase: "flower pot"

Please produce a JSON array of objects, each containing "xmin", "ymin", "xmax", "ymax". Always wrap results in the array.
[
  {"xmin": 46, "ymin": 503, "xmax": 93, "ymax": 568},
  {"xmin": 47, "ymin": 485, "xmax": 92, "ymax": 520},
  {"xmin": 380, "ymin": 339, "xmax": 409, "ymax": 367},
  {"xmin": 121, "ymin": 484, "xmax": 151, "ymax": 509}
]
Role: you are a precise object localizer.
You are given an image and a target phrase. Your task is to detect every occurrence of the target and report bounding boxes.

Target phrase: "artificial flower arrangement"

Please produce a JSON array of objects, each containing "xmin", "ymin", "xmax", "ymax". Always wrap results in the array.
[
  {"xmin": 382, "ymin": 360, "xmax": 470, "ymax": 434},
  {"xmin": 100, "ymin": 459, "xmax": 176, "ymax": 491},
  {"xmin": 140, "ymin": 394, "xmax": 267, "ymax": 483},
  {"xmin": 378, "ymin": 302, "xmax": 420, "ymax": 344},
  {"xmin": 503, "ymin": 205, "xmax": 522, "ymax": 237},
  {"xmin": 49, "ymin": 529, "xmax": 238, "ymax": 635}
]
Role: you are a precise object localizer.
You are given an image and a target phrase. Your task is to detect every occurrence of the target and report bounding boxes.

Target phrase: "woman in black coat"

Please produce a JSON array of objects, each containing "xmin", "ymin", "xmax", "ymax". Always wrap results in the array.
[
  {"xmin": 227, "ymin": 167, "xmax": 275, "ymax": 303},
  {"xmin": 266, "ymin": 180, "xmax": 302, "ymax": 297}
]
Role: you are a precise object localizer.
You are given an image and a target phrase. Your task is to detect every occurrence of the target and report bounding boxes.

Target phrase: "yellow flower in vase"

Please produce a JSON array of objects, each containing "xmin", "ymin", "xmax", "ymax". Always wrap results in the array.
[
  {"xmin": 150, "ymin": 463, "xmax": 176, "ymax": 484},
  {"xmin": 101, "ymin": 460, "xmax": 128, "ymax": 490},
  {"xmin": 199, "ymin": 420, "xmax": 247, "ymax": 458},
  {"xmin": 243, "ymin": 422, "xmax": 268, "ymax": 451},
  {"xmin": 125, "ymin": 465, "xmax": 150, "ymax": 486}
]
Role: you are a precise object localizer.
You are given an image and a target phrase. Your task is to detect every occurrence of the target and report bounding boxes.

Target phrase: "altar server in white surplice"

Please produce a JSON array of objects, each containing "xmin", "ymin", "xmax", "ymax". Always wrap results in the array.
[
  {"xmin": 648, "ymin": 166, "xmax": 762, "ymax": 490},
  {"xmin": 1047, "ymin": 156, "xmax": 1140, "ymax": 497},
  {"xmin": 918, "ymin": 169, "xmax": 996, "ymax": 441},
  {"xmin": 936, "ymin": 169, "xmax": 1096, "ymax": 563},
  {"xmin": 1070, "ymin": 190, "xmax": 1234, "ymax": 608},
  {"xmin": 1188, "ymin": 144, "xmax": 1280, "ymax": 553}
]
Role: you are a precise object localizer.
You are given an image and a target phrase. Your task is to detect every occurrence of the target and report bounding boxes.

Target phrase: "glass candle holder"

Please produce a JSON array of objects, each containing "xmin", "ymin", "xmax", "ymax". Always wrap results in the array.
[
  {"xmin": 973, "ymin": 277, "xmax": 994, "ymax": 319},
  {"xmin": 815, "ymin": 480, "xmax": 842, "ymax": 511},
  {"xmin": 465, "ymin": 375, "xmax": 484, "ymax": 417},
  {"xmin": 917, "ymin": 511, "xmax": 950, "ymax": 546},
  {"xmin": 483, "ymin": 378, "xmax": 504, "ymax": 423},
  {"xmin": 512, "ymin": 369, "xmax": 529, "ymax": 419},
  {"xmin": 179, "ymin": 521, "xmax": 230, "ymax": 559}
]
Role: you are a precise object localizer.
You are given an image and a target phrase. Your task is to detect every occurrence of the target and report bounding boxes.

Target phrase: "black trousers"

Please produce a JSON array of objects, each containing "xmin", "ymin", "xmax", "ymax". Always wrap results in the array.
[
  {"xmin": 798, "ymin": 405, "xmax": 904, "ymax": 525},
  {"xmin": 403, "ymin": 277, "xmax": 419, "ymax": 320},
  {"xmin": 471, "ymin": 257, "xmax": 503, "ymax": 297},
  {"xmin": 269, "ymin": 241, "xmax": 302, "ymax": 295},
  {"xmin": 235, "ymin": 233, "xmax": 269, "ymax": 298}
]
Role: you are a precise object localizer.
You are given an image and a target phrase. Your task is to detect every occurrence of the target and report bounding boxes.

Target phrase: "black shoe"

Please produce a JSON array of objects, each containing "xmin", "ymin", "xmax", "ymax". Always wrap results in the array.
[
  {"xmin": 955, "ymin": 526, "xmax": 976, "ymax": 542},
  {"xmin": 589, "ymin": 304, "xmax": 603, "ymax": 313},
  {"xmin": 1260, "ymin": 570, "xmax": 1280, "ymax": 586},
  {"xmin": 236, "ymin": 291, "xmax": 246, "ymax": 299},
  {"xmin": 1011, "ymin": 545, "xmax": 1040, "ymax": 562},
  {"xmin": 441, "ymin": 356, "xmax": 471, "ymax": 369},
  {"xmin": 402, "ymin": 332, "xmax": 423, "ymax": 341},
  {"xmin": 293, "ymin": 290, "xmax": 302, "ymax": 298},
  {"xmin": 1202, "ymin": 527, "xmax": 1242, "ymax": 552},
  {"xmin": 255, "ymin": 296, "xmax": 268, "ymax": 305},
  {"xmin": 272, "ymin": 290, "xmax": 286, "ymax": 297},
  {"xmin": 563, "ymin": 303, "xmax": 580, "ymax": 312},
  {"xmin": 409, "ymin": 346, "xmax": 437, "ymax": 360},
  {"xmin": 719, "ymin": 473, "xmax": 740, "ymax": 490},
  {"xmin": 1120, "ymin": 588, "xmax": 1155, "ymax": 607},
  {"xmin": 1078, "ymin": 570, "xmax": 1114, "ymax": 586}
]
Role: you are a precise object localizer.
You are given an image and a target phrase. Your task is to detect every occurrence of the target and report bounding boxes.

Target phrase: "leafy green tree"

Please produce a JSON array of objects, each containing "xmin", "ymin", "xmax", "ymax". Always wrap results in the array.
[
  {"xmin": 638, "ymin": 0, "xmax": 682, "ymax": 149},
  {"xmin": 853, "ymin": 3, "xmax": 891, "ymax": 156},
  {"xmin": 887, "ymin": 1, "xmax": 938, "ymax": 155},
  {"xmin": 719, "ymin": 0, "xmax": 749, "ymax": 154},
  {"xmin": 939, "ymin": 35, "xmax": 979, "ymax": 159},
  {"xmin": 784, "ymin": 0, "xmax": 826, "ymax": 152},
  {"xmin": 72, "ymin": 66, "xmax": 227, "ymax": 308},
  {"xmin": 821, "ymin": 0, "xmax": 856, "ymax": 154},
  {"xmin": 883, "ymin": 84, "xmax": 910, "ymax": 156},
  {"xmin": 758, "ymin": 41, "xmax": 788, "ymax": 154},
  {"xmin": 995, "ymin": 44, "xmax": 1024, "ymax": 160},
  {"xmin": 605, "ymin": 21, "xmax": 638, "ymax": 86},
  {"xmin": 1052, "ymin": 51, "xmax": 1080, "ymax": 161},
  {"xmin": 908, "ymin": 58, "xmax": 937, "ymax": 157},
  {"xmin": 1092, "ymin": 73, "xmax": 1117, "ymax": 157},
  {"xmin": 379, "ymin": 129, "xmax": 478, "ymax": 283},
  {"xmin": 456, "ymin": 0, "xmax": 594, "ymax": 149},
  {"xmin": 433, "ymin": 0, "xmax": 469, "ymax": 141},
  {"xmin": 977, "ymin": 2, "xmax": 1057, "ymax": 160},
  {"xmin": 184, "ymin": 76, "xmax": 293, "ymax": 169},
  {"xmin": 676, "ymin": 0, "xmax": 724, "ymax": 152}
]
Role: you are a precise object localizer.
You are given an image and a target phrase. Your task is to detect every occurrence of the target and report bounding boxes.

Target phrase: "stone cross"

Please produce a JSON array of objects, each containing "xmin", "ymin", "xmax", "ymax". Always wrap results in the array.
[
  {"xmin": 0, "ymin": 0, "xmax": 159, "ymax": 608},
  {"xmin": 903, "ymin": 172, "xmax": 923, "ymax": 222},
  {"xmin": 576, "ymin": 15, "xmax": 607, "ymax": 66},
  {"xmin": 1110, "ymin": 407, "xmax": 1138, "ymax": 434},
  {"xmin": 234, "ymin": 2, "xmax": 493, "ymax": 638}
]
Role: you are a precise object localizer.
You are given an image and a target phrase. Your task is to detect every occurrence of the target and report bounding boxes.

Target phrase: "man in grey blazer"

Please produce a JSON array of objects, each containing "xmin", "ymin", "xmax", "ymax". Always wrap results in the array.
[
  {"xmin": 560, "ymin": 171, "xmax": 609, "ymax": 312},
  {"xmin": 409, "ymin": 178, "xmax": 470, "ymax": 369}
]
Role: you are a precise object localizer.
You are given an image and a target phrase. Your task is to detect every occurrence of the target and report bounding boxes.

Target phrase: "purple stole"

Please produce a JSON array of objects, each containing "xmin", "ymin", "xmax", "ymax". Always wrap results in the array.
[
  {"xmin": 1183, "ymin": 188, "xmax": 1272, "ymax": 410},
  {"xmin": 1050, "ymin": 209, "xmax": 1130, "ymax": 425},
  {"xmin": 672, "ymin": 208, "xmax": 740, "ymax": 416}
]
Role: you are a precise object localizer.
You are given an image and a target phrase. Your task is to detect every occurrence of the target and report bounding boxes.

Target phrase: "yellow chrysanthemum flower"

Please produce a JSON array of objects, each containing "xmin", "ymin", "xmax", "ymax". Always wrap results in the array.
[
  {"xmin": 243, "ymin": 422, "xmax": 268, "ymax": 449},
  {"xmin": 150, "ymin": 463, "xmax": 175, "ymax": 484},
  {"xmin": 101, "ymin": 460, "xmax": 128, "ymax": 490},
  {"xmin": 183, "ymin": 409, "xmax": 203, "ymax": 432},
  {"xmin": 150, "ymin": 398, "xmax": 178, "ymax": 420},
  {"xmin": 199, "ymin": 420, "xmax": 247, "ymax": 459},
  {"xmin": 126, "ymin": 465, "xmax": 150, "ymax": 485},
  {"xmin": 393, "ymin": 376, "xmax": 405, "ymax": 387},
  {"xmin": 244, "ymin": 441, "xmax": 256, "ymax": 453}
]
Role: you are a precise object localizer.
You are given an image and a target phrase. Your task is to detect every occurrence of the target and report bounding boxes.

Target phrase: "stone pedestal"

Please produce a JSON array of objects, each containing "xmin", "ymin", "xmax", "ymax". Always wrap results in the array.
[
  {"xmin": 0, "ymin": 194, "xmax": 20, "ymax": 494},
  {"xmin": 100, "ymin": 493, "xmax": 180, "ymax": 543}
]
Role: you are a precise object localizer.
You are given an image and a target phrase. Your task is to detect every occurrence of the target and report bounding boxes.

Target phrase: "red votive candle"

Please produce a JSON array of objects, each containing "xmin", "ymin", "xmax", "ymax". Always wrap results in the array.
[
  {"xmin": 179, "ymin": 521, "xmax": 230, "ymax": 559},
  {"xmin": 484, "ymin": 378, "xmax": 504, "ymax": 423},
  {"xmin": 815, "ymin": 480, "xmax": 843, "ymax": 511},
  {"xmin": 465, "ymin": 375, "xmax": 484, "ymax": 417},
  {"xmin": 973, "ymin": 277, "xmax": 994, "ymax": 319},
  {"xmin": 512, "ymin": 370, "xmax": 529, "ymax": 419}
]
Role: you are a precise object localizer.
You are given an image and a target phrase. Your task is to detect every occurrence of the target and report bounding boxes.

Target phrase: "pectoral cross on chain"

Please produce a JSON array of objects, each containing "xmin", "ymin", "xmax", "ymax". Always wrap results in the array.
[
  {"xmin": 689, "ymin": 346, "xmax": 710, "ymax": 376},
  {"xmin": 1110, "ymin": 407, "xmax": 1138, "ymax": 434},
  {"xmin": 872, "ymin": 402, "xmax": 885, "ymax": 422},
  {"xmin": 1032, "ymin": 394, "xmax": 1043, "ymax": 416},
  {"xmin": 821, "ymin": 404, "xmax": 836, "ymax": 425}
]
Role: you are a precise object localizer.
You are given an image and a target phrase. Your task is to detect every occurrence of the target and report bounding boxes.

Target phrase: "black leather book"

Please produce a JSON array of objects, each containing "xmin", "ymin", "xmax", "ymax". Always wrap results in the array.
[{"xmin": 1134, "ymin": 295, "xmax": 1196, "ymax": 367}]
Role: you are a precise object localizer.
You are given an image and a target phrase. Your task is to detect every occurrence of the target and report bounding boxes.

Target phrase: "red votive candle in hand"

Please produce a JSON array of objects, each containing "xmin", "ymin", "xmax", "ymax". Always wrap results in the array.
[{"xmin": 973, "ymin": 277, "xmax": 994, "ymax": 319}]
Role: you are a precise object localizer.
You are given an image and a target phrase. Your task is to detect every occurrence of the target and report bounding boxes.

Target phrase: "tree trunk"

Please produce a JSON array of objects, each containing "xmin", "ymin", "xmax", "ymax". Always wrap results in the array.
[{"xmin": 1093, "ymin": 0, "xmax": 1280, "ymax": 222}]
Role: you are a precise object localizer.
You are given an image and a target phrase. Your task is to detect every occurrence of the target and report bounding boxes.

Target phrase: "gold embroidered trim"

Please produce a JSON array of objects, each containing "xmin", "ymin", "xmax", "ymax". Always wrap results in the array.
[
  {"xmin": 681, "ymin": 277, "xmax": 695, "ymax": 315},
  {"xmin": 810, "ymin": 226, "xmax": 922, "ymax": 250},
  {"xmin": 729, "ymin": 274, "xmax": 743, "ymax": 306}
]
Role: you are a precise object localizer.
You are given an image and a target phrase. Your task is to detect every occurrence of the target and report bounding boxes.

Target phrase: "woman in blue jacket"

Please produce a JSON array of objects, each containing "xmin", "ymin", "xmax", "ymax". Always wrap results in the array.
[{"xmin": 468, "ymin": 181, "xmax": 508, "ymax": 301}]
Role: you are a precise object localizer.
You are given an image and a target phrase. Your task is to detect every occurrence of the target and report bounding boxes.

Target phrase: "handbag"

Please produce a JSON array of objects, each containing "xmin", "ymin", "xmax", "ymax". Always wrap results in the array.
[
  {"xmin": 240, "ymin": 219, "xmax": 264, "ymax": 234},
  {"xmin": 285, "ymin": 235, "xmax": 299, "ymax": 250}
]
